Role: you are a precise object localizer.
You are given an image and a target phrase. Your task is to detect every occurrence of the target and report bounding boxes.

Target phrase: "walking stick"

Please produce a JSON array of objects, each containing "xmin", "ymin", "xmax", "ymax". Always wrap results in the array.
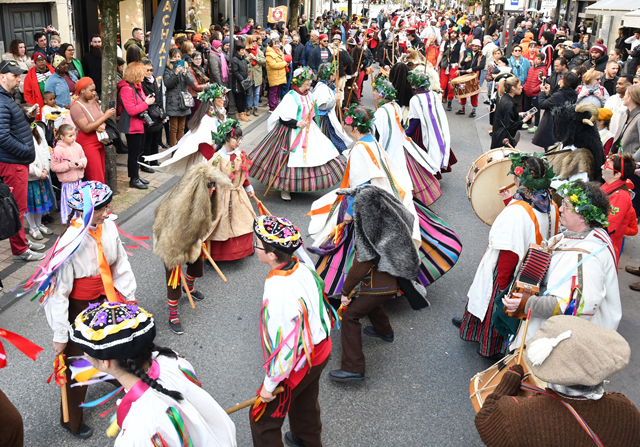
[
  {"xmin": 179, "ymin": 270, "xmax": 196, "ymax": 309},
  {"xmin": 392, "ymin": 32, "xmax": 396, "ymax": 65},
  {"xmin": 201, "ymin": 243, "xmax": 228, "ymax": 282},
  {"xmin": 336, "ymin": 44, "xmax": 343, "ymax": 126},
  {"xmin": 251, "ymin": 195, "xmax": 272, "ymax": 215},
  {"xmin": 372, "ymin": 74, "xmax": 378, "ymax": 110},
  {"xmin": 225, "ymin": 386, "xmax": 285, "ymax": 414},
  {"xmin": 516, "ymin": 309, "xmax": 532, "ymax": 366},
  {"xmin": 50, "ymin": 355, "xmax": 69, "ymax": 423},
  {"xmin": 346, "ymin": 43, "xmax": 366, "ymax": 110}
]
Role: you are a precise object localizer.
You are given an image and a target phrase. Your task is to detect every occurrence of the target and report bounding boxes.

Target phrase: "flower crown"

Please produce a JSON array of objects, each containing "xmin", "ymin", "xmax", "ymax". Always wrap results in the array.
[
  {"xmin": 212, "ymin": 119, "xmax": 242, "ymax": 146},
  {"xmin": 508, "ymin": 152, "xmax": 554, "ymax": 191},
  {"xmin": 198, "ymin": 83, "xmax": 230, "ymax": 102},
  {"xmin": 343, "ymin": 104, "xmax": 375, "ymax": 134},
  {"xmin": 407, "ymin": 69, "xmax": 431, "ymax": 89},
  {"xmin": 373, "ymin": 79, "xmax": 397, "ymax": 101},
  {"xmin": 317, "ymin": 62, "xmax": 336, "ymax": 81},
  {"xmin": 292, "ymin": 66, "xmax": 315, "ymax": 87},
  {"xmin": 557, "ymin": 181, "xmax": 609, "ymax": 227}
]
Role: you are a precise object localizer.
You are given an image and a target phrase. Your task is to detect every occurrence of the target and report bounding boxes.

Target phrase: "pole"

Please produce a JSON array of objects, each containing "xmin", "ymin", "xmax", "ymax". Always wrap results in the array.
[
  {"xmin": 346, "ymin": 43, "xmax": 366, "ymax": 108},
  {"xmin": 516, "ymin": 309, "xmax": 532, "ymax": 365},
  {"xmin": 227, "ymin": 0, "xmax": 237, "ymax": 118},
  {"xmin": 201, "ymin": 244, "xmax": 228, "ymax": 282},
  {"xmin": 371, "ymin": 75, "xmax": 378, "ymax": 110},
  {"xmin": 336, "ymin": 42, "xmax": 343, "ymax": 124},
  {"xmin": 225, "ymin": 386, "xmax": 285, "ymax": 414},
  {"xmin": 179, "ymin": 270, "xmax": 196, "ymax": 309}
]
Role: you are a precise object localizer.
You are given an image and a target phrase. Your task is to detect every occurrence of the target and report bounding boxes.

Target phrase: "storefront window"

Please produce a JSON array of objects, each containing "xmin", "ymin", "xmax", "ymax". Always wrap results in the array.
[
  {"xmin": 120, "ymin": 0, "xmax": 145, "ymax": 41},
  {"xmin": 186, "ymin": 0, "xmax": 212, "ymax": 32}
]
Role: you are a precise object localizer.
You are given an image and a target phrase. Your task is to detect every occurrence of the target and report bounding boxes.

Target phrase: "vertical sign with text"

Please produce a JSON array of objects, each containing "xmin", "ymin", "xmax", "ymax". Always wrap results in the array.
[{"xmin": 149, "ymin": 0, "xmax": 179, "ymax": 78}]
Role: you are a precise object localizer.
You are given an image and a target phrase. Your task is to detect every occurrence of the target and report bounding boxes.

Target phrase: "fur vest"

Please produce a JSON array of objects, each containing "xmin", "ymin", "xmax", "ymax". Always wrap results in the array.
[{"xmin": 546, "ymin": 145, "xmax": 596, "ymax": 181}]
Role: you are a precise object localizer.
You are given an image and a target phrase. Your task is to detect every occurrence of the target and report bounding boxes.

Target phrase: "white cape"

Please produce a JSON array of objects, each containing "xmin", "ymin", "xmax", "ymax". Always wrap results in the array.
[
  {"xmin": 407, "ymin": 91, "xmax": 451, "ymax": 171},
  {"xmin": 311, "ymin": 81, "xmax": 353, "ymax": 148}
]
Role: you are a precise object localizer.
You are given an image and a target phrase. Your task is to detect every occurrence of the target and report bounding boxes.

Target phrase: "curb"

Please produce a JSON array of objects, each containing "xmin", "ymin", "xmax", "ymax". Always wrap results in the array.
[{"xmin": 241, "ymin": 111, "xmax": 270, "ymax": 134}]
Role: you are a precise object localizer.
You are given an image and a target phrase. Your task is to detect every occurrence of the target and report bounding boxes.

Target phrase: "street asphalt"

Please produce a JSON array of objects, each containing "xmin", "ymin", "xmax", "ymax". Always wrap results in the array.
[{"xmin": 1, "ymin": 77, "xmax": 639, "ymax": 447}]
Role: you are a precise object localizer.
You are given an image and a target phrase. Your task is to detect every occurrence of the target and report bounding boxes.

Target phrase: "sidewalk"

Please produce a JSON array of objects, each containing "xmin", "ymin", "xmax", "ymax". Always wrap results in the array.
[{"xmin": 0, "ymin": 106, "xmax": 270, "ymax": 311}]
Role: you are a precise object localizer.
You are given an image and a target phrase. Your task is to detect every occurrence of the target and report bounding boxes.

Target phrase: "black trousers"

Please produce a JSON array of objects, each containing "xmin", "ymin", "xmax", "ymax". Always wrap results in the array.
[
  {"xmin": 143, "ymin": 129, "xmax": 162, "ymax": 164},
  {"xmin": 126, "ymin": 133, "xmax": 145, "ymax": 179},
  {"xmin": 234, "ymin": 90, "xmax": 246, "ymax": 113}
]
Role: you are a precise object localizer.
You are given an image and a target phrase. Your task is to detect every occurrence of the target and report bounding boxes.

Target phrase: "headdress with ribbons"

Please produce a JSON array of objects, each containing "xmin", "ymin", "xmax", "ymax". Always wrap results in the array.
[{"xmin": 212, "ymin": 119, "xmax": 242, "ymax": 146}]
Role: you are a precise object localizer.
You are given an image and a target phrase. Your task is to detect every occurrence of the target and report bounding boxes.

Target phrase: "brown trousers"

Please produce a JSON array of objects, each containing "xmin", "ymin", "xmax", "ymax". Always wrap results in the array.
[
  {"xmin": 164, "ymin": 256, "xmax": 204, "ymax": 301},
  {"xmin": 250, "ymin": 356, "xmax": 329, "ymax": 447},
  {"xmin": 169, "ymin": 116, "xmax": 187, "ymax": 147},
  {"xmin": 341, "ymin": 293, "xmax": 394, "ymax": 373},
  {"xmin": 0, "ymin": 388, "xmax": 23, "ymax": 447}
]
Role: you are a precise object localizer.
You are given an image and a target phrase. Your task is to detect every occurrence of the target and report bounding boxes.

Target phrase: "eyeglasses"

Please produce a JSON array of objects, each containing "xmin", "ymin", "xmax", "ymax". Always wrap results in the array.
[
  {"xmin": 253, "ymin": 243, "xmax": 265, "ymax": 251},
  {"xmin": 146, "ymin": 69, "xmax": 154, "ymax": 72},
  {"xmin": 512, "ymin": 49, "xmax": 521, "ymax": 52}
]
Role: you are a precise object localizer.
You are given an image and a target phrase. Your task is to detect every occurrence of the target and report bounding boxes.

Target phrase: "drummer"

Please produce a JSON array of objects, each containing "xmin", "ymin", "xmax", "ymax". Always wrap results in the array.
[
  {"xmin": 503, "ymin": 180, "xmax": 621, "ymax": 348},
  {"xmin": 455, "ymin": 39, "xmax": 485, "ymax": 118},
  {"xmin": 454, "ymin": 153, "xmax": 559, "ymax": 360},
  {"xmin": 475, "ymin": 315, "xmax": 640, "ymax": 446}
]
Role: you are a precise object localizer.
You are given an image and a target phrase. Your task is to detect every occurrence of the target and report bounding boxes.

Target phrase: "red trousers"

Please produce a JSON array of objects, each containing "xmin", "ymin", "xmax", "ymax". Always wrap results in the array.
[
  {"xmin": 0, "ymin": 162, "xmax": 29, "ymax": 255},
  {"xmin": 461, "ymin": 93, "xmax": 479, "ymax": 107},
  {"xmin": 440, "ymin": 66, "xmax": 458, "ymax": 101}
]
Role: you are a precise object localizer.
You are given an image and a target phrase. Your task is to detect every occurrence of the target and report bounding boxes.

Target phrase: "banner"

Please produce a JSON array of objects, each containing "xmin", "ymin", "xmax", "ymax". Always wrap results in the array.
[
  {"xmin": 504, "ymin": 0, "xmax": 525, "ymax": 11},
  {"xmin": 148, "ymin": 0, "xmax": 179, "ymax": 78},
  {"xmin": 267, "ymin": 6, "xmax": 288, "ymax": 24}
]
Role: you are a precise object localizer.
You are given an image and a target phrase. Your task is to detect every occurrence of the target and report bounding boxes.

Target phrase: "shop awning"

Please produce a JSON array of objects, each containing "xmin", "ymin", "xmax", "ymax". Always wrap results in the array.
[
  {"xmin": 623, "ymin": 9, "xmax": 640, "ymax": 28},
  {"xmin": 585, "ymin": 0, "xmax": 638, "ymax": 14}
]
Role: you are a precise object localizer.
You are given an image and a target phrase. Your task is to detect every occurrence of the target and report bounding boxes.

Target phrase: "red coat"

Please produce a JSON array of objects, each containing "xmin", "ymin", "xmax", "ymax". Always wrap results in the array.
[
  {"xmin": 23, "ymin": 65, "xmax": 54, "ymax": 120},
  {"xmin": 523, "ymin": 64, "xmax": 547, "ymax": 97},
  {"xmin": 601, "ymin": 180, "xmax": 638, "ymax": 264},
  {"xmin": 117, "ymin": 79, "xmax": 148, "ymax": 134}
]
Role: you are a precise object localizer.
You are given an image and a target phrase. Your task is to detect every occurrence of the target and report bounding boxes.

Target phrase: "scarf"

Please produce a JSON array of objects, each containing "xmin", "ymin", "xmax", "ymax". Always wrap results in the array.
[
  {"xmin": 292, "ymin": 85, "xmax": 308, "ymax": 96},
  {"xmin": 214, "ymin": 49, "xmax": 229, "ymax": 82},
  {"xmin": 601, "ymin": 178, "xmax": 634, "ymax": 195},
  {"xmin": 512, "ymin": 186, "xmax": 551, "ymax": 213},
  {"xmin": 248, "ymin": 46, "xmax": 258, "ymax": 66},
  {"xmin": 192, "ymin": 63, "xmax": 209, "ymax": 84}
]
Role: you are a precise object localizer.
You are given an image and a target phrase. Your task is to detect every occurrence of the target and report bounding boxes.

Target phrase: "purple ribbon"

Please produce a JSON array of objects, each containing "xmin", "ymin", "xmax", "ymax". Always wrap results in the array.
[{"xmin": 421, "ymin": 93, "xmax": 447, "ymax": 166}]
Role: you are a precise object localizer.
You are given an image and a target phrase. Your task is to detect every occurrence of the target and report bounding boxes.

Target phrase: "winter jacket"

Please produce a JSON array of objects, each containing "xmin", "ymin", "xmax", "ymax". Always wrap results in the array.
[
  {"xmin": 117, "ymin": 80, "xmax": 148, "ymax": 134},
  {"xmin": 123, "ymin": 38, "xmax": 145, "ymax": 53},
  {"xmin": 230, "ymin": 51, "xmax": 250, "ymax": 94},
  {"xmin": 308, "ymin": 45, "xmax": 333, "ymax": 72},
  {"xmin": 291, "ymin": 42, "xmax": 304, "ymax": 71},
  {"xmin": 523, "ymin": 64, "xmax": 547, "ymax": 97},
  {"xmin": 208, "ymin": 49, "xmax": 225, "ymax": 85},
  {"xmin": 508, "ymin": 56, "xmax": 531, "ymax": 85},
  {"xmin": 301, "ymin": 41, "xmax": 316, "ymax": 67},
  {"xmin": 50, "ymin": 140, "xmax": 86, "ymax": 183},
  {"xmin": 44, "ymin": 72, "xmax": 78, "ymax": 108},
  {"xmin": 163, "ymin": 64, "xmax": 195, "ymax": 117},
  {"xmin": 27, "ymin": 127, "xmax": 51, "ymax": 181},
  {"xmin": 23, "ymin": 65, "xmax": 54, "ymax": 121},
  {"xmin": 583, "ymin": 53, "xmax": 609, "ymax": 72},
  {"xmin": 567, "ymin": 53, "xmax": 588, "ymax": 71},
  {"xmin": 248, "ymin": 48, "xmax": 266, "ymax": 86},
  {"xmin": 532, "ymin": 87, "xmax": 578, "ymax": 150},
  {"xmin": 491, "ymin": 95, "xmax": 522, "ymax": 149},
  {"xmin": 141, "ymin": 76, "xmax": 166, "ymax": 132},
  {"xmin": 0, "ymin": 85, "xmax": 35, "ymax": 165},
  {"xmin": 188, "ymin": 66, "xmax": 209, "ymax": 97},
  {"xmin": 266, "ymin": 46, "xmax": 288, "ymax": 86},
  {"xmin": 616, "ymin": 107, "xmax": 640, "ymax": 157},
  {"xmin": 82, "ymin": 51, "xmax": 102, "ymax": 93}
]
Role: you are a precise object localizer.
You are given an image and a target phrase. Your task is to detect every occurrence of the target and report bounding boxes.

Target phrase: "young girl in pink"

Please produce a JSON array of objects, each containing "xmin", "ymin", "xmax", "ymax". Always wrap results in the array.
[{"xmin": 51, "ymin": 124, "xmax": 87, "ymax": 223}]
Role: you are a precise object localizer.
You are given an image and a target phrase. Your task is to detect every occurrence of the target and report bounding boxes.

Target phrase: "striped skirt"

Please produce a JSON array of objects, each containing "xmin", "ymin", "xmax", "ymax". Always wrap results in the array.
[
  {"xmin": 405, "ymin": 149, "xmax": 441, "ymax": 206},
  {"xmin": 248, "ymin": 123, "xmax": 345, "ymax": 192},
  {"xmin": 319, "ymin": 115, "xmax": 348, "ymax": 154},
  {"xmin": 408, "ymin": 125, "xmax": 458, "ymax": 178},
  {"xmin": 315, "ymin": 198, "xmax": 462, "ymax": 296}
]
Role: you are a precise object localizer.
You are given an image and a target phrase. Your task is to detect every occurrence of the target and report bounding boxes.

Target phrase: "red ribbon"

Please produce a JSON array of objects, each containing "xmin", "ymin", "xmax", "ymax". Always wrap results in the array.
[
  {"xmin": 47, "ymin": 354, "xmax": 67, "ymax": 387},
  {"xmin": 0, "ymin": 328, "xmax": 44, "ymax": 369}
]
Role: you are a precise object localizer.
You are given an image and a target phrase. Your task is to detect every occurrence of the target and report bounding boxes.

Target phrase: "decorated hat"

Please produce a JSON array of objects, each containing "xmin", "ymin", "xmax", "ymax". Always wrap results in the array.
[
  {"xmin": 557, "ymin": 180, "xmax": 609, "ymax": 227},
  {"xmin": 212, "ymin": 119, "xmax": 242, "ymax": 146},
  {"xmin": 507, "ymin": 152, "xmax": 554, "ymax": 191},
  {"xmin": 253, "ymin": 215, "xmax": 302, "ymax": 254},
  {"xmin": 68, "ymin": 181, "xmax": 113, "ymax": 211},
  {"xmin": 317, "ymin": 62, "xmax": 336, "ymax": 81},
  {"xmin": 198, "ymin": 82, "xmax": 230, "ymax": 102},
  {"xmin": 52, "ymin": 54, "xmax": 66, "ymax": 69},
  {"xmin": 525, "ymin": 316, "xmax": 630, "ymax": 387},
  {"xmin": 69, "ymin": 302, "xmax": 155, "ymax": 360},
  {"xmin": 292, "ymin": 66, "xmax": 315, "ymax": 87},
  {"xmin": 407, "ymin": 69, "xmax": 431, "ymax": 90},
  {"xmin": 373, "ymin": 79, "xmax": 397, "ymax": 101},
  {"xmin": 343, "ymin": 104, "xmax": 375, "ymax": 134}
]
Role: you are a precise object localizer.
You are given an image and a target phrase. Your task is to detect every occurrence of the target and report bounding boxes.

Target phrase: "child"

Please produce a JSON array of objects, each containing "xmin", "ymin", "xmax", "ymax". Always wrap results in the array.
[
  {"xmin": 49, "ymin": 35, "xmax": 61, "ymax": 54},
  {"xmin": 51, "ymin": 124, "xmax": 87, "ymax": 223},
  {"xmin": 25, "ymin": 123, "xmax": 55, "ymax": 240},
  {"xmin": 42, "ymin": 91, "xmax": 67, "ymax": 131},
  {"xmin": 251, "ymin": 215, "xmax": 335, "ymax": 447}
]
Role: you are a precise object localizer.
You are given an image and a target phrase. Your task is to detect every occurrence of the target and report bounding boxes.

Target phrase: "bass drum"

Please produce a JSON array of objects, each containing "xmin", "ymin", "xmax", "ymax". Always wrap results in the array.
[{"xmin": 467, "ymin": 148, "xmax": 519, "ymax": 226}]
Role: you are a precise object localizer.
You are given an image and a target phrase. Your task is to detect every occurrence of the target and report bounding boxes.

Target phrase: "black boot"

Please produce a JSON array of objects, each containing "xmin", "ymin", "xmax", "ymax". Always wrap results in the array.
[{"xmin": 130, "ymin": 178, "xmax": 148, "ymax": 189}]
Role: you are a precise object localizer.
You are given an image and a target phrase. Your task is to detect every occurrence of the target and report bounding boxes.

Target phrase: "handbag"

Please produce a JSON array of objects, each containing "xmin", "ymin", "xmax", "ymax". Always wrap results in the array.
[
  {"xmin": 240, "ymin": 76, "xmax": 253, "ymax": 91},
  {"xmin": 0, "ymin": 181, "xmax": 21, "ymax": 241},
  {"xmin": 180, "ymin": 91, "xmax": 195, "ymax": 109}
]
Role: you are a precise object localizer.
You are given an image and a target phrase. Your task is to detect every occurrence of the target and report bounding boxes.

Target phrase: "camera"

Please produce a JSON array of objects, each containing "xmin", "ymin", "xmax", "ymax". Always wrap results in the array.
[{"xmin": 139, "ymin": 110, "xmax": 154, "ymax": 126}]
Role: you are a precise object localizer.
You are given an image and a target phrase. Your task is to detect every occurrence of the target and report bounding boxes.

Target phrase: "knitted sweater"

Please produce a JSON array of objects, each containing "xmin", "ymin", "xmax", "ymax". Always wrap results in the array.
[
  {"xmin": 475, "ymin": 365, "xmax": 640, "ymax": 447},
  {"xmin": 341, "ymin": 255, "xmax": 397, "ymax": 296}
]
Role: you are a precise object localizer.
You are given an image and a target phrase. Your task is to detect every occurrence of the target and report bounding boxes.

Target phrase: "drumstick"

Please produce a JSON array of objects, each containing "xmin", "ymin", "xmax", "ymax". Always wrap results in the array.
[
  {"xmin": 516, "ymin": 309, "xmax": 532, "ymax": 366},
  {"xmin": 225, "ymin": 386, "xmax": 285, "ymax": 414},
  {"xmin": 499, "ymin": 182, "xmax": 516, "ymax": 193}
]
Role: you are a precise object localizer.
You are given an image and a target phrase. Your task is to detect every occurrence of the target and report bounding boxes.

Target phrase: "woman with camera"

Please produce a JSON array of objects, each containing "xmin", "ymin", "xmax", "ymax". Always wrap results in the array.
[
  {"xmin": 117, "ymin": 61, "xmax": 156, "ymax": 190},
  {"xmin": 165, "ymin": 48, "xmax": 195, "ymax": 146}
]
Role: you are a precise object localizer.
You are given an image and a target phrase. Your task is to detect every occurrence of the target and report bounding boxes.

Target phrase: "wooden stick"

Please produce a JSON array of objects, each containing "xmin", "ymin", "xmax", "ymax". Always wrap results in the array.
[
  {"xmin": 61, "ymin": 380, "xmax": 69, "ymax": 423},
  {"xmin": 225, "ymin": 386, "xmax": 285, "ymax": 414},
  {"xmin": 179, "ymin": 270, "xmax": 196, "ymax": 309},
  {"xmin": 346, "ymin": 43, "xmax": 366, "ymax": 109},
  {"xmin": 201, "ymin": 244, "xmax": 228, "ymax": 282},
  {"xmin": 251, "ymin": 195, "xmax": 272, "ymax": 215},
  {"xmin": 392, "ymin": 32, "xmax": 396, "ymax": 65},
  {"xmin": 336, "ymin": 44, "xmax": 343, "ymax": 127},
  {"xmin": 516, "ymin": 309, "xmax": 532, "ymax": 366},
  {"xmin": 498, "ymin": 182, "xmax": 516, "ymax": 193}
]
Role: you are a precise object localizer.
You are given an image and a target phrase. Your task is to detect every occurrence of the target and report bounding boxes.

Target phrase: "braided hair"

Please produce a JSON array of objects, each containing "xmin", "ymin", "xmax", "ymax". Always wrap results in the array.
[{"xmin": 117, "ymin": 345, "xmax": 184, "ymax": 401}]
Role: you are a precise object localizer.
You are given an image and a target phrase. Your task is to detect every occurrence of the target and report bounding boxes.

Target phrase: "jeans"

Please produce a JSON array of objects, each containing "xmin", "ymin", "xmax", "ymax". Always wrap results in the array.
[
  {"xmin": 479, "ymin": 70, "xmax": 487, "ymax": 88},
  {"xmin": 246, "ymin": 85, "xmax": 260, "ymax": 108},
  {"xmin": 0, "ymin": 162, "xmax": 29, "ymax": 255},
  {"xmin": 280, "ymin": 64, "xmax": 293, "ymax": 99}
]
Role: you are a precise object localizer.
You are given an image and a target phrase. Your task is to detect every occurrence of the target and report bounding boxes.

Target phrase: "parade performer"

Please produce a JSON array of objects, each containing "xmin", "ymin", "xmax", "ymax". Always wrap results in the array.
[
  {"xmin": 403, "ymin": 49, "xmax": 443, "ymax": 101},
  {"xmin": 456, "ymin": 39, "xmax": 485, "ymax": 118},
  {"xmin": 455, "ymin": 154, "xmax": 559, "ymax": 359},
  {"xmin": 328, "ymin": 185, "xmax": 428, "ymax": 383},
  {"xmin": 145, "ymin": 83, "xmax": 229, "ymax": 176},
  {"xmin": 308, "ymin": 105, "xmax": 461, "ymax": 296},
  {"xmin": 250, "ymin": 215, "xmax": 336, "ymax": 447},
  {"xmin": 207, "ymin": 120, "xmax": 256, "ymax": 260},
  {"xmin": 546, "ymin": 103, "xmax": 605, "ymax": 187},
  {"xmin": 436, "ymin": 28, "xmax": 465, "ymax": 111},
  {"xmin": 504, "ymin": 180, "xmax": 620, "ymax": 348},
  {"xmin": 248, "ymin": 66, "xmax": 344, "ymax": 202},
  {"xmin": 372, "ymin": 79, "xmax": 441, "ymax": 205},
  {"xmin": 406, "ymin": 69, "xmax": 457, "ymax": 176},
  {"xmin": 476, "ymin": 316, "xmax": 640, "ymax": 447},
  {"xmin": 153, "ymin": 163, "xmax": 231, "ymax": 334},
  {"xmin": 311, "ymin": 62, "xmax": 353, "ymax": 154},
  {"xmin": 25, "ymin": 181, "xmax": 136, "ymax": 438},
  {"xmin": 69, "ymin": 302, "xmax": 237, "ymax": 446}
]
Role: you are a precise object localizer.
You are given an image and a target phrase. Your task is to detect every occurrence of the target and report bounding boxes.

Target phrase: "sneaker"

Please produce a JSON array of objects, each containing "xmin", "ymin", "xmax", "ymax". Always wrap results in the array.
[
  {"xmin": 468, "ymin": 110, "xmax": 477, "ymax": 118},
  {"xmin": 61, "ymin": 423, "xmax": 93, "ymax": 439},
  {"xmin": 183, "ymin": 288, "xmax": 205, "ymax": 301},
  {"xmin": 521, "ymin": 123, "xmax": 529, "ymax": 129},
  {"xmin": 13, "ymin": 249, "xmax": 46, "ymax": 262},
  {"xmin": 528, "ymin": 126, "xmax": 537, "ymax": 133},
  {"xmin": 169, "ymin": 319, "xmax": 184, "ymax": 335},
  {"xmin": 455, "ymin": 109, "xmax": 466, "ymax": 115},
  {"xmin": 281, "ymin": 191, "xmax": 292, "ymax": 201},
  {"xmin": 27, "ymin": 240, "xmax": 45, "ymax": 251},
  {"xmin": 37, "ymin": 224, "xmax": 53, "ymax": 235},
  {"xmin": 29, "ymin": 227, "xmax": 43, "ymax": 240}
]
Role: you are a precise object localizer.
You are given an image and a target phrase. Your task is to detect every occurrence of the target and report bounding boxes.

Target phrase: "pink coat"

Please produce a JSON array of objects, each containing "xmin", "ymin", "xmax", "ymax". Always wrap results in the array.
[
  {"xmin": 117, "ymin": 79, "xmax": 148, "ymax": 134},
  {"xmin": 51, "ymin": 141, "xmax": 87, "ymax": 183}
]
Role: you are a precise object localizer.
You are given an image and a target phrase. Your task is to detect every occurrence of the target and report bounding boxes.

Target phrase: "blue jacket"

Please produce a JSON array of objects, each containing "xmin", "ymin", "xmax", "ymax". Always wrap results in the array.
[
  {"xmin": 0, "ymin": 86, "xmax": 35, "ymax": 165},
  {"xmin": 44, "ymin": 72, "xmax": 78, "ymax": 108},
  {"xmin": 301, "ymin": 41, "xmax": 316, "ymax": 67}
]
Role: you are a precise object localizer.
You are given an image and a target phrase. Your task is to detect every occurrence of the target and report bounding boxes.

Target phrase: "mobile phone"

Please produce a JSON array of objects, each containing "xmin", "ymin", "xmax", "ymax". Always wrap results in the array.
[
  {"xmin": 177, "ymin": 59, "xmax": 186, "ymax": 67},
  {"xmin": 524, "ymin": 107, "xmax": 538, "ymax": 118},
  {"xmin": 109, "ymin": 100, "xmax": 115, "ymax": 109}
]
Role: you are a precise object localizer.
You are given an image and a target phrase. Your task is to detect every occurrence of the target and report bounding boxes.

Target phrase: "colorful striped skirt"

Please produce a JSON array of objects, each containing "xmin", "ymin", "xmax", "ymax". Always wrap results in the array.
[
  {"xmin": 405, "ymin": 149, "xmax": 441, "ymax": 206},
  {"xmin": 319, "ymin": 115, "xmax": 348, "ymax": 154},
  {"xmin": 248, "ymin": 123, "xmax": 345, "ymax": 192},
  {"xmin": 408, "ymin": 125, "xmax": 458, "ymax": 178},
  {"xmin": 315, "ymin": 198, "xmax": 462, "ymax": 296}
]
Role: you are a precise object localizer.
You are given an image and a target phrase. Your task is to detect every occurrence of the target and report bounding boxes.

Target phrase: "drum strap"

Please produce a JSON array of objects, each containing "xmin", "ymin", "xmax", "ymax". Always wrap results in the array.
[{"xmin": 519, "ymin": 382, "xmax": 606, "ymax": 447}]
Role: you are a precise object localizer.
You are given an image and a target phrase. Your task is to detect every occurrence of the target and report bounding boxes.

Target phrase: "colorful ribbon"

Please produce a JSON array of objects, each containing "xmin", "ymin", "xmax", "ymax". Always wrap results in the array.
[
  {"xmin": 0, "ymin": 328, "xmax": 43, "ymax": 369},
  {"xmin": 47, "ymin": 354, "xmax": 68, "ymax": 387},
  {"xmin": 88, "ymin": 225, "xmax": 119, "ymax": 303}
]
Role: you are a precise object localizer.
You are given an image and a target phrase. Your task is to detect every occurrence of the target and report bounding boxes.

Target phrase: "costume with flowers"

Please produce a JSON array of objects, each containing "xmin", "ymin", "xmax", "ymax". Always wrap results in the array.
[
  {"xmin": 510, "ymin": 181, "xmax": 621, "ymax": 350},
  {"xmin": 145, "ymin": 84, "xmax": 229, "ymax": 176},
  {"xmin": 461, "ymin": 154, "xmax": 560, "ymax": 358},
  {"xmin": 250, "ymin": 216, "xmax": 336, "ymax": 447},
  {"xmin": 311, "ymin": 63, "xmax": 353, "ymax": 154},
  {"xmin": 248, "ymin": 67, "xmax": 345, "ymax": 193},
  {"xmin": 372, "ymin": 79, "xmax": 442, "ymax": 205},
  {"xmin": 206, "ymin": 120, "xmax": 257, "ymax": 260},
  {"xmin": 69, "ymin": 302, "xmax": 237, "ymax": 446},
  {"xmin": 308, "ymin": 106, "xmax": 461, "ymax": 296}
]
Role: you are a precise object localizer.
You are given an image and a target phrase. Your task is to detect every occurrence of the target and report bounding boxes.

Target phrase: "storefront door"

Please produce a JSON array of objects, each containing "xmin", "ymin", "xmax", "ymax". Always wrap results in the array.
[{"xmin": 1, "ymin": 3, "xmax": 52, "ymax": 53}]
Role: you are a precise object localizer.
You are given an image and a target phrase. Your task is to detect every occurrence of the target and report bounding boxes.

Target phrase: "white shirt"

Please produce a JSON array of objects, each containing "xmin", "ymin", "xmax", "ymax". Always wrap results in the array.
[{"xmin": 604, "ymin": 94, "xmax": 627, "ymax": 138}]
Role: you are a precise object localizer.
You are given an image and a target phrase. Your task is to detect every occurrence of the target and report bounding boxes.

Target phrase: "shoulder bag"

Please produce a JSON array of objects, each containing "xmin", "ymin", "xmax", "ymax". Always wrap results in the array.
[{"xmin": 76, "ymin": 101, "xmax": 111, "ymax": 144}]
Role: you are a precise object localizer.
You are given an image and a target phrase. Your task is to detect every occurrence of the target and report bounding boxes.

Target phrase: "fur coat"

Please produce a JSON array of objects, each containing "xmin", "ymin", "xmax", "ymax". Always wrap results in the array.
[
  {"xmin": 546, "ymin": 146, "xmax": 595, "ymax": 181},
  {"xmin": 153, "ymin": 162, "xmax": 232, "ymax": 267}
]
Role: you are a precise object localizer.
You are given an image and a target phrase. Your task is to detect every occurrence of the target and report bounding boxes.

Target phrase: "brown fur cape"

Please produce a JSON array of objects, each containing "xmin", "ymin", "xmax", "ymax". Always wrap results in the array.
[
  {"xmin": 546, "ymin": 145, "xmax": 596, "ymax": 181},
  {"xmin": 153, "ymin": 162, "xmax": 232, "ymax": 267}
]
